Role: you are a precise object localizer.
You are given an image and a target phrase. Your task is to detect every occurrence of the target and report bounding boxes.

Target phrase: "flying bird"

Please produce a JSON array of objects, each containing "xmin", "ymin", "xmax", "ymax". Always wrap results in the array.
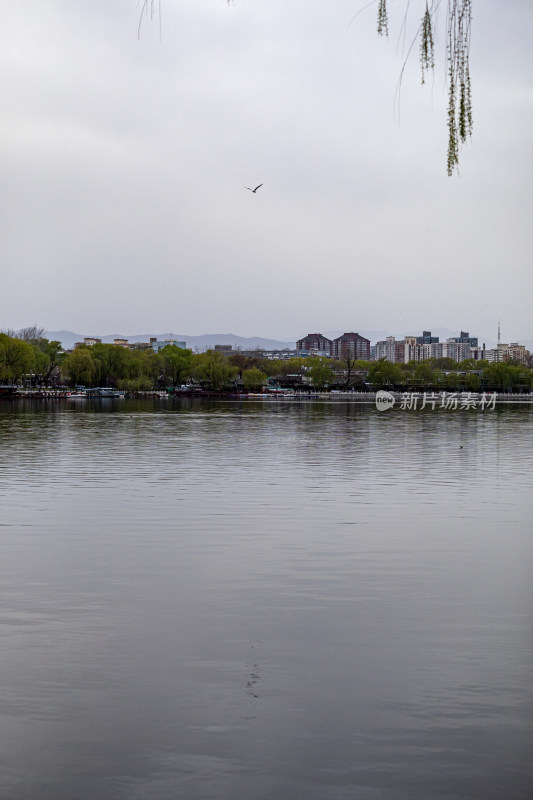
[{"xmin": 245, "ymin": 184, "xmax": 263, "ymax": 193}]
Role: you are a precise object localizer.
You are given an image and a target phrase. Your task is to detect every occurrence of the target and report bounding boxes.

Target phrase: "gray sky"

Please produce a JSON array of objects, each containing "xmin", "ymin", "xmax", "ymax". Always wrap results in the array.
[{"xmin": 2, "ymin": 1, "xmax": 532, "ymax": 342}]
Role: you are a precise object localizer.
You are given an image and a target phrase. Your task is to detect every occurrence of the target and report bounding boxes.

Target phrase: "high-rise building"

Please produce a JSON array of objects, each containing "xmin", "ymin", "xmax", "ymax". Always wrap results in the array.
[
  {"xmin": 296, "ymin": 333, "xmax": 332, "ymax": 356},
  {"xmin": 331, "ymin": 332, "xmax": 371, "ymax": 360},
  {"xmin": 416, "ymin": 330, "xmax": 439, "ymax": 345},
  {"xmin": 452, "ymin": 331, "xmax": 478, "ymax": 346},
  {"xmin": 375, "ymin": 336, "xmax": 396, "ymax": 362},
  {"xmin": 504, "ymin": 344, "xmax": 530, "ymax": 364},
  {"xmin": 445, "ymin": 340, "xmax": 472, "ymax": 362}
]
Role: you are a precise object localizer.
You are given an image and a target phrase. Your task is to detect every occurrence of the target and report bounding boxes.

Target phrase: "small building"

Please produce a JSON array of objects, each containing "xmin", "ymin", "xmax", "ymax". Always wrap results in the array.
[
  {"xmin": 238, "ymin": 349, "xmax": 307, "ymax": 360},
  {"xmin": 131, "ymin": 337, "xmax": 158, "ymax": 351},
  {"xmin": 75, "ymin": 337, "xmax": 102, "ymax": 348},
  {"xmin": 470, "ymin": 346, "xmax": 486, "ymax": 361},
  {"xmin": 151, "ymin": 339, "xmax": 187, "ymax": 353}
]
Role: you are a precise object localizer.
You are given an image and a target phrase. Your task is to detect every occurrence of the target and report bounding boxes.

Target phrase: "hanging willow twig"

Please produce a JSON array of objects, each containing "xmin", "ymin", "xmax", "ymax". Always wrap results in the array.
[
  {"xmin": 138, "ymin": 1, "xmax": 473, "ymax": 175},
  {"xmin": 446, "ymin": 0, "xmax": 473, "ymax": 174},
  {"xmin": 420, "ymin": 4, "xmax": 435, "ymax": 83},
  {"xmin": 376, "ymin": 0, "xmax": 473, "ymax": 175},
  {"xmin": 138, "ymin": 0, "xmax": 161, "ymax": 41},
  {"xmin": 377, "ymin": 0, "xmax": 390, "ymax": 36}
]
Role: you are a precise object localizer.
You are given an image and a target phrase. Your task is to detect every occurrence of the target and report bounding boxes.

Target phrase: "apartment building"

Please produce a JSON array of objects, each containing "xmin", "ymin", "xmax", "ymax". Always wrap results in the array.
[
  {"xmin": 503, "ymin": 344, "xmax": 529, "ymax": 364},
  {"xmin": 485, "ymin": 343, "xmax": 531, "ymax": 364},
  {"xmin": 296, "ymin": 333, "xmax": 332, "ymax": 356},
  {"xmin": 330, "ymin": 332, "xmax": 371, "ymax": 360},
  {"xmin": 375, "ymin": 336, "xmax": 396, "ymax": 362},
  {"xmin": 416, "ymin": 330, "xmax": 439, "ymax": 345},
  {"xmin": 443, "ymin": 341, "xmax": 472, "ymax": 362}
]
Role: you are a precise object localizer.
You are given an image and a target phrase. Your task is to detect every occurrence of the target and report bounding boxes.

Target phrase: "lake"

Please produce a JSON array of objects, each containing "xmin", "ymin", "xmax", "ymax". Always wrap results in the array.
[{"xmin": 1, "ymin": 399, "xmax": 532, "ymax": 799}]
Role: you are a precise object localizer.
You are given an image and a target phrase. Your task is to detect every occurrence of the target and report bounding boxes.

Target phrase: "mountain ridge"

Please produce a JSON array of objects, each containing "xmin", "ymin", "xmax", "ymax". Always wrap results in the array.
[{"xmin": 45, "ymin": 331, "xmax": 296, "ymax": 351}]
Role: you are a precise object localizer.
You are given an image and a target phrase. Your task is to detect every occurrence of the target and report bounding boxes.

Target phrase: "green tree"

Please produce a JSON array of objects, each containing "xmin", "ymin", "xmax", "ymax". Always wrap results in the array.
[
  {"xmin": 42, "ymin": 340, "xmax": 63, "ymax": 383},
  {"xmin": 242, "ymin": 367, "xmax": 267, "ymax": 391},
  {"xmin": 229, "ymin": 352, "xmax": 261, "ymax": 378},
  {"xmin": 509, "ymin": 365, "xmax": 531, "ymax": 393},
  {"xmin": 62, "ymin": 347, "xmax": 96, "ymax": 386},
  {"xmin": 458, "ymin": 358, "xmax": 479, "ymax": 371},
  {"xmin": 160, "ymin": 346, "xmax": 193, "ymax": 387},
  {"xmin": 131, "ymin": 348, "xmax": 161, "ymax": 386},
  {"xmin": 368, "ymin": 359, "xmax": 404, "ymax": 389},
  {"xmin": 27, "ymin": 339, "xmax": 63, "ymax": 385},
  {"xmin": 443, "ymin": 371, "xmax": 460, "ymax": 391},
  {"xmin": 265, "ymin": 357, "xmax": 308, "ymax": 388},
  {"xmin": 464, "ymin": 371, "xmax": 481, "ymax": 392},
  {"xmin": 309, "ymin": 358, "xmax": 335, "ymax": 390},
  {"xmin": 413, "ymin": 362, "xmax": 436, "ymax": 389},
  {"xmin": 433, "ymin": 356, "xmax": 458, "ymax": 370},
  {"xmin": 482, "ymin": 362, "xmax": 513, "ymax": 392},
  {"xmin": 30, "ymin": 346, "xmax": 50, "ymax": 386},
  {"xmin": 194, "ymin": 351, "xmax": 238, "ymax": 391},
  {"xmin": 278, "ymin": 357, "xmax": 308, "ymax": 377},
  {"xmin": 91, "ymin": 343, "xmax": 130, "ymax": 386},
  {"xmin": 0, "ymin": 334, "xmax": 35, "ymax": 383}
]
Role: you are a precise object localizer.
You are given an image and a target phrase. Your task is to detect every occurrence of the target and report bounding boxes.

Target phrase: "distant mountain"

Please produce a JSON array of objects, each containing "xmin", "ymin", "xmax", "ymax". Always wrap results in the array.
[{"xmin": 45, "ymin": 331, "xmax": 296, "ymax": 352}]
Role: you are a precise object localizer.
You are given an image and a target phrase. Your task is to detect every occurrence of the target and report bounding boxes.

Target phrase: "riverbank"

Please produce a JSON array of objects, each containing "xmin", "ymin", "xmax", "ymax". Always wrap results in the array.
[{"xmin": 2, "ymin": 389, "xmax": 532, "ymax": 403}]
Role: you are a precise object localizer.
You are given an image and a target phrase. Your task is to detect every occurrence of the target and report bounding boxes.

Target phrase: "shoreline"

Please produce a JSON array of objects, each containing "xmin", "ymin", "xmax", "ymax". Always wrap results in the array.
[{"xmin": 2, "ymin": 390, "xmax": 532, "ymax": 404}]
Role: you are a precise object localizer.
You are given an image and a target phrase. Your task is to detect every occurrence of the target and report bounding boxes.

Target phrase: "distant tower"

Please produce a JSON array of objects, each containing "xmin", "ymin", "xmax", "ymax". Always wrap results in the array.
[{"xmin": 497, "ymin": 319, "xmax": 501, "ymax": 362}]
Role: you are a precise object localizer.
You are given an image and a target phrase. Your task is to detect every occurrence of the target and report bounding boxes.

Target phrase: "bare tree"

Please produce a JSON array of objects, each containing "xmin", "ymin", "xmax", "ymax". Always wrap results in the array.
[{"xmin": 16, "ymin": 325, "xmax": 46, "ymax": 344}]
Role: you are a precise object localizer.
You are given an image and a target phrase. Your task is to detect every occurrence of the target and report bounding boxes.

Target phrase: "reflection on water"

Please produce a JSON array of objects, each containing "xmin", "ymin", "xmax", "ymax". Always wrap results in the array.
[{"xmin": 1, "ymin": 400, "xmax": 532, "ymax": 799}]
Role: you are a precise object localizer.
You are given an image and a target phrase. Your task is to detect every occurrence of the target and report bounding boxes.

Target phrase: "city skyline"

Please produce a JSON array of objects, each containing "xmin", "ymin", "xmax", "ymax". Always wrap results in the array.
[{"xmin": 37, "ymin": 324, "xmax": 532, "ymax": 355}]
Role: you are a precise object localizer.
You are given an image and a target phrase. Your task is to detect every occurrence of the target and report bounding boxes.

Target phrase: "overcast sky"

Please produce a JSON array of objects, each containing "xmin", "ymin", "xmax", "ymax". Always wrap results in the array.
[{"xmin": 2, "ymin": 1, "xmax": 532, "ymax": 342}]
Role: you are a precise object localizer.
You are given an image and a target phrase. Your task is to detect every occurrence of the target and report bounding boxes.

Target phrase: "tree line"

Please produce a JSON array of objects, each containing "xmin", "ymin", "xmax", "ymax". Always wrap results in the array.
[{"xmin": 1, "ymin": 330, "xmax": 532, "ymax": 393}]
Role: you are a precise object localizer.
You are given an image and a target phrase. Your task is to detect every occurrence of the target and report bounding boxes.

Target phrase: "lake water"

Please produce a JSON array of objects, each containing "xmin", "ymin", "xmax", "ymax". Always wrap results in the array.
[{"xmin": 1, "ymin": 399, "xmax": 532, "ymax": 799}]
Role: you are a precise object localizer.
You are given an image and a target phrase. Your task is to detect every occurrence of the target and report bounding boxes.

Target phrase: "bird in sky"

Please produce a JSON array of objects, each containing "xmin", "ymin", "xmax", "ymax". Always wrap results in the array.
[{"xmin": 245, "ymin": 184, "xmax": 263, "ymax": 193}]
